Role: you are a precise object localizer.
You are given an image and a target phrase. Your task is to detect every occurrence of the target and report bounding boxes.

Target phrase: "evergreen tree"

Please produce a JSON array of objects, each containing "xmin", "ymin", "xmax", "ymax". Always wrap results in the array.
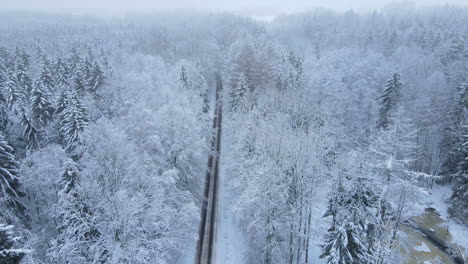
[
  {"xmin": 231, "ymin": 72, "xmax": 250, "ymax": 111},
  {"xmin": 39, "ymin": 57, "xmax": 55, "ymax": 92},
  {"xmin": 30, "ymin": 80, "xmax": 54, "ymax": 124},
  {"xmin": 441, "ymin": 82, "xmax": 468, "ymax": 176},
  {"xmin": 179, "ymin": 65, "xmax": 190, "ymax": 89},
  {"xmin": 54, "ymin": 57, "xmax": 69, "ymax": 87},
  {"xmin": 21, "ymin": 113, "xmax": 40, "ymax": 151},
  {"xmin": 14, "ymin": 48, "xmax": 32, "ymax": 93},
  {"xmin": 378, "ymin": 72, "xmax": 402, "ymax": 129},
  {"xmin": 72, "ymin": 58, "xmax": 91, "ymax": 93},
  {"xmin": 2, "ymin": 72, "xmax": 26, "ymax": 110},
  {"xmin": 98, "ymin": 49, "xmax": 112, "ymax": 75},
  {"xmin": 0, "ymin": 224, "xmax": 26, "ymax": 264},
  {"xmin": 67, "ymin": 47, "xmax": 80, "ymax": 73},
  {"xmin": 321, "ymin": 179, "xmax": 374, "ymax": 264},
  {"xmin": 0, "ymin": 133, "xmax": 28, "ymax": 223},
  {"xmin": 87, "ymin": 61, "xmax": 105, "ymax": 92},
  {"xmin": 49, "ymin": 164, "xmax": 105, "ymax": 263},
  {"xmin": 446, "ymin": 82, "xmax": 468, "ymax": 223},
  {"xmin": 80, "ymin": 58, "xmax": 92, "ymax": 84},
  {"xmin": 59, "ymin": 91, "xmax": 89, "ymax": 150}
]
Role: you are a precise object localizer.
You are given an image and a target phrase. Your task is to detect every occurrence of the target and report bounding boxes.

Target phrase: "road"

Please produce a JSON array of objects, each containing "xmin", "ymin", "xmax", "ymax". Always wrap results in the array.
[{"xmin": 196, "ymin": 73, "xmax": 223, "ymax": 264}]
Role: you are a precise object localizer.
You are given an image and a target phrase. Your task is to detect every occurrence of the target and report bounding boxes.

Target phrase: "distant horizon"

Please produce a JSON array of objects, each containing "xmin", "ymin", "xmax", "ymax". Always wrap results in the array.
[{"xmin": 1, "ymin": 0, "xmax": 467, "ymax": 18}]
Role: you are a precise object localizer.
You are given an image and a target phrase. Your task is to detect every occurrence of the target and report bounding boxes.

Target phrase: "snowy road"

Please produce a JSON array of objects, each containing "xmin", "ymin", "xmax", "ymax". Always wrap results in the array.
[
  {"xmin": 196, "ymin": 73, "xmax": 223, "ymax": 264},
  {"xmin": 214, "ymin": 114, "xmax": 248, "ymax": 264}
]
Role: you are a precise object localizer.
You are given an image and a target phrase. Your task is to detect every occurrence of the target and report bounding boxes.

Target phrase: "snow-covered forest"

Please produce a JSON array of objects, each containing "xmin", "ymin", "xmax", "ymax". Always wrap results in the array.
[{"xmin": 0, "ymin": 4, "xmax": 467, "ymax": 264}]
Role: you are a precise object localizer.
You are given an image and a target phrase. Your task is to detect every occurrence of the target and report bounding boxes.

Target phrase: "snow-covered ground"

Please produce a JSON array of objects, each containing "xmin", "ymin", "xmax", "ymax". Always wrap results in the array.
[
  {"xmin": 420, "ymin": 184, "xmax": 468, "ymax": 250},
  {"xmin": 215, "ymin": 125, "xmax": 248, "ymax": 263}
]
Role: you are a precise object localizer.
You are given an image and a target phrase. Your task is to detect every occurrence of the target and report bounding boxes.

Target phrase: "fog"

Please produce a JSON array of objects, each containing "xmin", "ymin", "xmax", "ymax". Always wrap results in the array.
[{"xmin": 1, "ymin": 0, "xmax": 467, "ymax": 16}]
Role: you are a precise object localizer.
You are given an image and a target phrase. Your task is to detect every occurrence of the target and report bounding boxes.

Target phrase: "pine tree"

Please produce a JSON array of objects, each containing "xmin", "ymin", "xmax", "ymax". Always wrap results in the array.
[
  {"xmin": 54, "ymin": 57, "xmax": 69, "ymax": 88},
  {"xmin": 179, "ymin": 65, "xmax": 190, "ymax": 90},
  {"xmin": 0, "ymin": 224, "xmax": 26, "ymax": 264},
  {"xmin": 441, "ymin": 82, "xmax": 467, "ymax": 176},
  {"xmin": 39, "ymin": 56, "xmax": 55, "ymax": 92},
  {"xmin": 98, "ymin": 49, "xmax": 112, "ymax": 75},
  {"xmin": 0, "ymin": 133, "xmax": 28, "ymax": 223},
  {"xmin": 87, "ymin": 62, "xmax": 105, "ymax": 92},
  {"xmin": 447, "ymin": 82, "xmax": 468, "ymax": 223},
  {"xmin": 21, "ymin": 113, "xmax": 40, "ymax": 151},
  {"xmin": 80, "ymin": 58, "xmax": 92, "ymax": 84},
  {"xmin": 14, "ymin": 48, "xmax": 32, "ymax": 93},
  {"xmin": 67, "ymin": 47, "xmax": 80, "ymax": 73},
  {"xmin": 378, "ymin": 72, "xmax": 402, "ymax": 129},
  {"xmin": 231, "ymin": 72, "xmax": 250, "ymax": 111},
  {"xmin": 72, "ymin": 58, "xmax": 91, "ymax": 93},
  {"xmin": 59, "ymin": 91, "xmax": 89, "ymax": 150},
  {"xmin": 30, "ymin": 80, "xmax": 54, "ymax": 124},
  {"xmin": 321, "ymin": 222, "xmax": 367, "ymax": 264},
  {"xmin": 321, "ymin": 178, "xmax": 380, "ymax": 264},
  {"xmin": 49, "ymin": 164, "xmax": 105, "ymax": 263},
  {"xmin": 192, "ymin": 63, "xmax": 209, "ymax": 113},
  {"xmin": 2, "ymin": 72, "xmax": 26, "ymax": 110}
]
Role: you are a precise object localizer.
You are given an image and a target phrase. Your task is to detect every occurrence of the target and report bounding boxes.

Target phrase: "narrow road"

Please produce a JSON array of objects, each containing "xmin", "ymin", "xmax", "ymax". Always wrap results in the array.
[{"xmin": 196, "ymin": 73, "xmax": 223, "ymax": 264}]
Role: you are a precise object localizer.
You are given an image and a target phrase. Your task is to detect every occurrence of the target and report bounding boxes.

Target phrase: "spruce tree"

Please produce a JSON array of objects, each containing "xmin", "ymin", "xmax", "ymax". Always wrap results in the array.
[
  {"xmin": 54, "ymin": 57, "xmax": 69, "ymax": 88},
  {"xmin": 59, "ymin": 91, "xmax": 89, "ymax": 150},
  {"xmin": 14, "ymin": 48, "xmax": 32, "ymax": 93},
  {"xmin": 0, "ymin": 224, "xmax": 26, "ymax": 264},
  {"xmin": 39, "ymin": 56, "xmax": 55, "ymax": 92},
  {"xmin": 67, "ymin": 47, "xmax": 80, "ymax": 73},
  {"xmin": 446, "ymin": 82, "xmax": 468, "ymax": 223},
  {"xmin": 0, "ymin": 133, "xmax": 28, "ymax": 223},
  {"xmin": 30, "ymin": 80, "xmax": 54, "ymax": 124},
  {"xmin": 87, "ymin": 62, "xmax": 105, "ymax": 92},
  {"xmin": 2, "ymin": 72, "xmax": 26, "ymax": 110},
  {"xmin": 179, "ymin": 65, "xmax": 190, "ymax": 89},
  {"xmin": 49, "ymin": 163, "xmax": 104, "ymax": 263},
  {"xmin": 321, "ymin": 179, "xmax": 379, "ymax": 264},
  {"xmin": 21, "ymin": 113, "xmax": 40, "ymax": 151},
  {"xmin": 441, "ymin": 82, "xmax": 467, "ymax": 176},
  {"xmin": 378, "ymin": 72, "xmax": 402, "ymax": 129},
  {"xmin": 231, "ymin": 72, "xmax": 250, "ymax": 111}
]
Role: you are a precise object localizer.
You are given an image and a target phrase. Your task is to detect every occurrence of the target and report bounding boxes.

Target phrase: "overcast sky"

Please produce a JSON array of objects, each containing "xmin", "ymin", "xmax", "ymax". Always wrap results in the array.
[{"xmin": 1, "ymin": 0, "xmax": 467, "ymax": 16}]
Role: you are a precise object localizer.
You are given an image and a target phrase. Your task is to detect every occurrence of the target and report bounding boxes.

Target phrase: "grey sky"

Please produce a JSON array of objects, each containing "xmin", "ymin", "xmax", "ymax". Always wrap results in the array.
[{"xmin": 1, "ymin": 0, "xmax": 467, "ymax": 16}]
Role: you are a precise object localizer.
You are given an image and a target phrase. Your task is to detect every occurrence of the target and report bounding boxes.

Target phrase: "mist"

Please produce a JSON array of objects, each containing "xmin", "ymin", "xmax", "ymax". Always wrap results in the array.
[{"xmin": 2, "ymin": 0, "xmax": 468, "ymax": 16}]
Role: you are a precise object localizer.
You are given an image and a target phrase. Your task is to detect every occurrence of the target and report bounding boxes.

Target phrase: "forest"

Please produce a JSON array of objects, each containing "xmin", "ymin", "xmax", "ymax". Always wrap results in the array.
[{"xmin": 0, "ymin": 4, "xmax": 467, "ymax": 264}]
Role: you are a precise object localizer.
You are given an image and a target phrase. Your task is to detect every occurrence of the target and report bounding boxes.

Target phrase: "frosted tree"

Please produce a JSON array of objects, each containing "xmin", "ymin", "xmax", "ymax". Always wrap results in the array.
[
  {"xmin": 378, "ymin": 72, "xmax": 402, "ymax": 129},
  {"xmin": 14, "ymin": 47, "xmax": 32, "ymax": 93},
  {"xmin": 192, "ymin": 63, "xmax": 209, "ymax": 113},
  {"xmin": 72, "ymin": 58, "xmax": 92, "ymax": 93},
  {"xmin": 59, "ymin": 91, "xmax": 89, "ymax": 150},
  {"xmin": 231, "ymin": 72, "xmax": 250, "ymax": 111},
  {"xmin": 48, "ymin": 163, "xmax": 106, "ymax": 264},
  {"xmin": 38, "ymin": 57, "xmax": 55, "ymax": 92},
  {"xmin": 321, "ymin": 179, "xmax": 379, "ymax": 264},
  {"xmin": 2, "ymin": 72, "xmax": 26, "ymax": 110},
  {"xmin": 446, "ymin": 82, "xmax": 468, "ymax": 223},
  {"xmin": 0, "ymin": 224, "xmax": 27, "ymax": 263},
  {"xmin": 87, "ymin": 61, "xmax": 105, "ymax": 92},
  {"xmin": 440, "ymin": 82, "xmax": 468, "ymax": 176},
  {"xmin": 21, "ymin": 113, "xmax": 40, "ymax": 151},
  {"xmin": 30, "ymin": 80, "xmax": 54, "ymax": 124},
  {"xmin": 0, "ymin": 133, "xmax": 28, "ymax": 224},
  {"xmin": 179, "ymin": 65, "xmax": 190, "ymax": 90},
  {"xmin": 54, "ymin": 57, "xmax": 69, "ymax": 88},
  {"xmin": 67, "ymin": 47, "xmax": 81, "ymax": 73}
]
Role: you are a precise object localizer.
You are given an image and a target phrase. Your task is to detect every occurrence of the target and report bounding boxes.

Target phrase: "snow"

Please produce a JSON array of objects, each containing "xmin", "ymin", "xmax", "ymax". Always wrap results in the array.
[
  {"xmin": 215, "ymin": 122, "xmax": 248, "ymax": 264},
  {"xmin": 420, "ymin": 185, "xmax": 468, "ymax": 250},
  {"xmin": 414, "ymin": 241, "xmax": 432, "ymax": 253}
]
